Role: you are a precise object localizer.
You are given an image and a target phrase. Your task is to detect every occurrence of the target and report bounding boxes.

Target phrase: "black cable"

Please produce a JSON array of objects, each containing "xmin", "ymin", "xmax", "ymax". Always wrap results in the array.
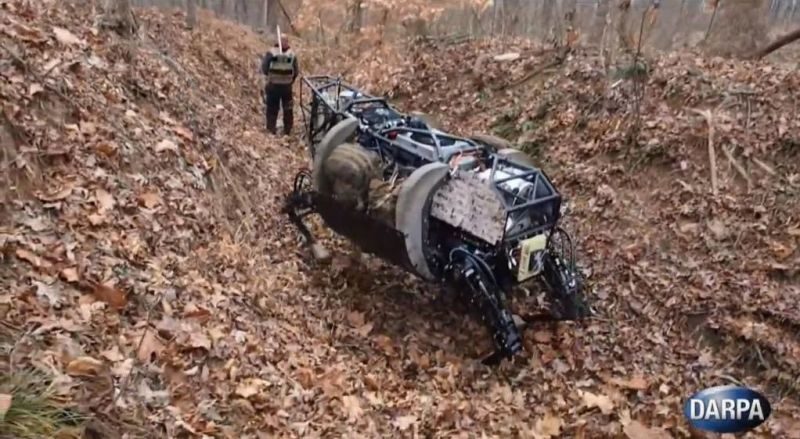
[{"xmin": 449, "ymin": 247, "xmax": 499, "ymax": 289}]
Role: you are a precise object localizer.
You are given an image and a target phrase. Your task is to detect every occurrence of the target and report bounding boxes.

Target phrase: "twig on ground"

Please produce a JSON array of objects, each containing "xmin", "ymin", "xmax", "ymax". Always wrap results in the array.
[
  {"xmin": 690, "ymin": 108, "xmax": 719, "ymax": 197},
  {"xmin": 721, "ymin": 145, "xmax": 752, "ymax": 190},
  {"xmin": 493, "ymin": 50, "xmax": 567, "ymax": 91},
  {"xmin": 754, "ymin": 344, "xmax": 768, "ymax": 369},
  {"xmin": 110, "ymin": 292, "xmax": 165, "ymax": 409},
  {"xmin": 751, "ymin": 157, "xmax": 776, "ymax": 176},
  {"xmin": 714, "ymin": 372, "xmax": 745, "ymax": 386}
]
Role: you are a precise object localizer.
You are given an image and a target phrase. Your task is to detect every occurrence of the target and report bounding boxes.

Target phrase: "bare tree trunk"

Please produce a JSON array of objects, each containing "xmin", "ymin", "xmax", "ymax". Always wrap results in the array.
[
  {"xmin": 503, "ymin": 0, "xmax": 521, "ymax": 35},
  {"xmin": 703, "ymin": 0, "xmax": 721, "ymax": 42},
  {"xmin": 235, "ymin": 0, "xmax": 247, "ymax": 24},
  {"xmin": 186, "ymin": 0, "xmax": 197, "ymax": 29},
  {"xmin": 262, "ymin": 0, "xmax": 269, "ymax": 30},
  {"xmin": 103, "ymin": 0, "xmax": 137, "ymax": 36},
  {"xmin": 616, "ymin": 0, "xmax": 632, "ymax": 54},
  {"xmin": 752, "ymin": 25, "xmax": 800, "ymax": 58},
  {"xmin": 347, "ymin": 0, "xmax": 364, "ymax": 34},
  {"xmin": 591, "ymin": 0, "xmax": 610, "ymax": 45},
  {"xmin": 667, "ymin": 0, "xmax": 689, "ymax": 48},
  {"xmin": 706, "ymin": 0, "xmax": 770, "ymax": 57},
  {"xmin": 564, "ymin": 0, "xmax": 578, "ymax": 17},
  {"xmin": 540, "ymin": 0, "xmax": 556, "ymax": 42},
  {"xmin": 491, "ymin": 1, "xmax": 499, "ymax": 35},
  {"xmin": 469, "ymin": 6, "xmax": 483, "ymax": 36},
  {"xmin": 499, "ymin": 0, "xmax": 506, "ymax": 36}
]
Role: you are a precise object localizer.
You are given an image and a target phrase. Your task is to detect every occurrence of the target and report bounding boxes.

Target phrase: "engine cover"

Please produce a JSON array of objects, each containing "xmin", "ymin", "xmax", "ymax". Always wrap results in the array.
[{"xmin": 429, "ymin": 171, "xmax": 506, "ymax": 245}]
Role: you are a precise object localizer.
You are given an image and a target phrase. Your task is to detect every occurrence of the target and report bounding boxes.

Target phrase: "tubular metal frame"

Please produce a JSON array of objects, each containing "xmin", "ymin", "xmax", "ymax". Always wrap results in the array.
[{"xmin": 299, "ymin": 75, "xmax": 564, "ymax": 246}]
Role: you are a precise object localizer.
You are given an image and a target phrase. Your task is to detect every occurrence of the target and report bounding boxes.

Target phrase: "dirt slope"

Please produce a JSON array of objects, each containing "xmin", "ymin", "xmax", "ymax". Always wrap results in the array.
[
  {"xmin": 1, "ymin": 2, "xmax": 307, "ymax": 437},
  {"xmin": 1, "ymin": 2, "xmax": 799, "ymax": 439}
]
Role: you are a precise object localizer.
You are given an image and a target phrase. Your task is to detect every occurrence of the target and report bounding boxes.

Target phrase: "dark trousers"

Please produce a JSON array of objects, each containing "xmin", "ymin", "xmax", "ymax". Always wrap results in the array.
[{"xmin": 265, "ymin": 84, "xmax": 293, "ymax": 135}]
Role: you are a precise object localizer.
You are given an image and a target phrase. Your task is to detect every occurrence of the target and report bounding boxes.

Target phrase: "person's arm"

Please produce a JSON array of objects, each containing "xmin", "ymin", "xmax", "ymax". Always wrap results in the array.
[
  {"xmin": 261, "ymin": 52, "xmax": 273, "ymax": 75},
  {"xmin": 292, "ymin": 56, "xmax": 299, "ymax": 81}
]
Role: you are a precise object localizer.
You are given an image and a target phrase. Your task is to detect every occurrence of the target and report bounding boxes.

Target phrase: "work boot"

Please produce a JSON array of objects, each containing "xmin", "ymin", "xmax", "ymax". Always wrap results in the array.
[
  {"xmin": 283, "ymin": 110, "xmax": 293, "ymax": 136},
  {"xmin": 265, "ymin": 116, "xmax": 277, "ymax": 134}
]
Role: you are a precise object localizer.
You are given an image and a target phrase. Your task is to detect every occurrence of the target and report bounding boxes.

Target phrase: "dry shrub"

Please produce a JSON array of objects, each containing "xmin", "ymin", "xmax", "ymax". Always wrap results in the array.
[{"xmin": 0, "ymin": 370, "xmax": 85, "ymax": 439}]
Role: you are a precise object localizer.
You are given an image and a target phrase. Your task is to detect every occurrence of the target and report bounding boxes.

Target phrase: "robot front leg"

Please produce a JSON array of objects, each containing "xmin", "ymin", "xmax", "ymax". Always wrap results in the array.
[
  {"xmin": 446, "ymin": 252, "xmax": 523, "ymax": 364},
  {"xmin": 540, "ymin": 228, "xmax": 591, "ymax": 321}
]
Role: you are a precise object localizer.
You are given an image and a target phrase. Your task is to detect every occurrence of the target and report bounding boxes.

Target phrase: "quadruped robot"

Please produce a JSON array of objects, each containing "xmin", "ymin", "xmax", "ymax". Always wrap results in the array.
[{"xmin": 284, "ymin": 76, "xmax": 590, "ymax": 363}]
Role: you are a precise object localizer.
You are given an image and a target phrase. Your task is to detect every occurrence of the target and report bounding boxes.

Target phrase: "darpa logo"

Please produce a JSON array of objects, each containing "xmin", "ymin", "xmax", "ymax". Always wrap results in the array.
[{"xmin": 684, "ymin": 385, "xmax": 772, "ymax": 433}]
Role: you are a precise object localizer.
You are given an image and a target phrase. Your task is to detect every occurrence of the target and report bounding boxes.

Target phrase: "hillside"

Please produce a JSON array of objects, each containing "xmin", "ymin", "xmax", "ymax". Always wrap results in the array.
[
  {"xmin": 1, "ymin": 1, "xmax": 799, "ymax": 438},
  {"xmin": 343, "ymin": 35, "xmax": 800, "ymax": 435}
]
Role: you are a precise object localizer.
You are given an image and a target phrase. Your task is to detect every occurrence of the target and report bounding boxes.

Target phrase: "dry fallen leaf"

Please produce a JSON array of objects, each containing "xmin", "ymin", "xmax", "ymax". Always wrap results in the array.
[
  {"xmin": 100, "ymin": 345, "xmax": 125, "ymax": 362},
  {"xmin": 36, "ymin": 185, "xmax": 73, "ymax": 201},
  {"xmin": 341, "ymin": 395, "xmax": 363, "ymax": 422},
  {"xmin": 533, "ymin": 413, "xmax": 562, "ymax": 438},
  {"xmin": 771, "ymin": 241, "xmax": 795, "ymax": 261},
  {"xmin": 0, "ymin": 393, "xmax": 11, "ymax": 421},
  {"xmin": 94, "ymin": 141, "xmax": 118, "ymax": 157},
  {"xmin": 16, "ymin": 248, "xmax": 53, "ymax": 269},
  {"xmin": 356, "ymin": 322, "xmax": 373, "ymax": 337},
  {"xmin": 706, "ymin": 219, "xmax": 728, "ymax": 240},
  {"xmin": 53, "ymin": 26, "xmax": 81, "ymax": 45},
  {"xmin": 187, "ymin": 331, "xmax": 212, "ymax": 350},
  {"xmin": 320, "ymin": 367, "xmax": 345, "ymax": 398},
  {"xmin": 606, "ymin": 374, "xmax": 649, "ymax": 391},
  {"xmin": 21, "ymin": 216, "xmax": 49, "ymax": 232},
  {"xmin": 66, "ymin": 356, "xmax": 105, "ymax": 376},
  {"xmin": 28, "ymin": 83, "xmax": 44, "ymax": 96},
  {"xmin": 33, "ymin": 280, "xmax": 63, "ymax": 307},
  {"xmin": 137, "ymin": 330, "xmax": 165, "ymax": 362},
  {"xmin": 138, "ymin": 191, "xmax": 162, "ymax": 208},
  {"xmin": 295, "ymin": 368, "xmax": 314, "ymax": 389},
  {"xmin": 623, "ymin": 420, "xmax": 672, "ymax": 439},
  {"xmin": 172, "ymin": 125, "xmax": 194, "ymax": 141},
  {"xmin": 60, "ymin": 267, "xmax": 79, "ymax": 283},
  {"xmin": 155, "ymin": 139, "xmax": 179, "ymax": 152},
  {"xmin": 91, "ymin": 283, "xmax": 128, "ymax": 310},
  {"xmin": 137, "ymin": 381, "xmax": 169, "ymax": 405},
  {"xmin": 95, "ymin": 188, "xmax": 115, "ymax": 211},
  {"xmin": 347, "ymin": 311, "xmax": 365, "ymax": 327},
  {"xmin": 374, "ymin": 335, "xmax": 395, "ymax": 356},
  {"xmin": 393, "ymin": 415, "xmax": 417, "ymax": 431},
  {"xmin": 581, "ymin": 391, "xmax": 615, "ymax": 415},
  {"xmin": 236, "ymin": 378, "xmax": 269, "ymax": 399}
]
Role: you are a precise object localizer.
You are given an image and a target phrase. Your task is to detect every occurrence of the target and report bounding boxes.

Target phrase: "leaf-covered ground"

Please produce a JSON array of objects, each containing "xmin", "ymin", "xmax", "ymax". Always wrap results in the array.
[{"xmin": 1, "ymin": 2, "xmax": 799, "ymax": 438}]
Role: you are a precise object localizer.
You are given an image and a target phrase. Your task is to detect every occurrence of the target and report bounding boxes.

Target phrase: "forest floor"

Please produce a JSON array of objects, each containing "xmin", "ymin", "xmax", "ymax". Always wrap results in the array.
[{"xmin": 1, "ymin": 1, "xmax": 799, "ymax": 438}]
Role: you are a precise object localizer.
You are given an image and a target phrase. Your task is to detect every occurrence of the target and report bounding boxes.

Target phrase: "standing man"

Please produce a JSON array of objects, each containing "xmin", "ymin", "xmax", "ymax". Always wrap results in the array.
[{"xmin": 261, "ymin": 35, "xmax": 298, "ymax": 136}]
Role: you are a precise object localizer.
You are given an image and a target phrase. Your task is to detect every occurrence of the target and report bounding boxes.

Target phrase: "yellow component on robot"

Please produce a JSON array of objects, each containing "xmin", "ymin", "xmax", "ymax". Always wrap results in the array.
[{"xmin": 517, "ymin": 234, "xmax": 547, "ymax": 282}]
